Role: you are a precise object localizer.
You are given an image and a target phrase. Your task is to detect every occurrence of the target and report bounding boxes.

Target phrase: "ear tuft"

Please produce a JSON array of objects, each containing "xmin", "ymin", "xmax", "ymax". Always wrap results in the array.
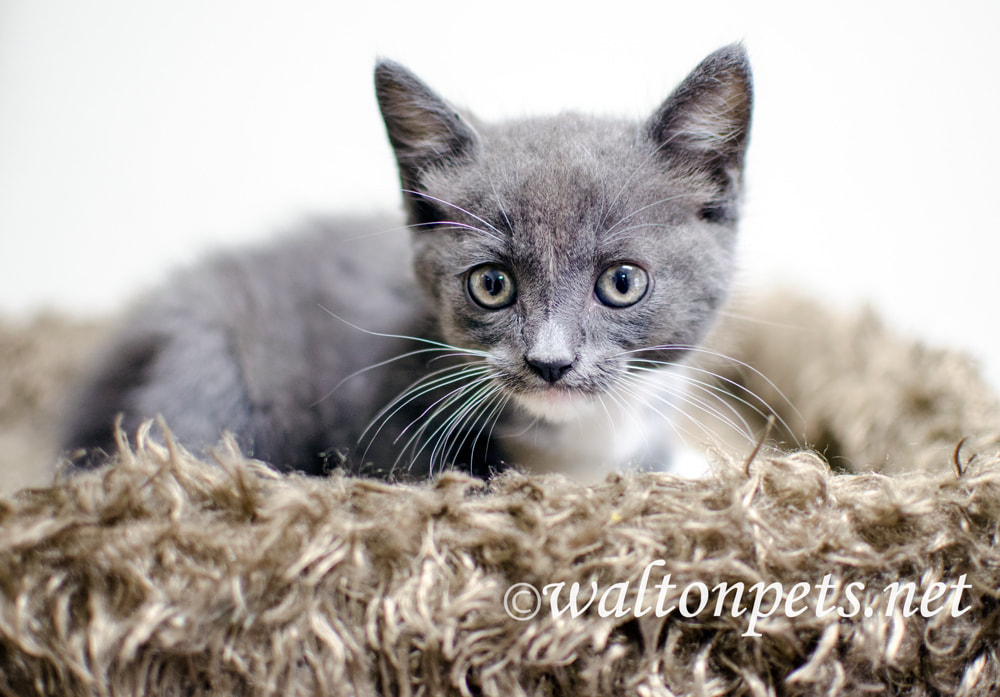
[
  {"xmin": 646, "ymin": 44, "xmax": 753, "ymax": 173},
  {"xmin": 375, "ymin": 60, "xmax": 478, "ymax": 193}
]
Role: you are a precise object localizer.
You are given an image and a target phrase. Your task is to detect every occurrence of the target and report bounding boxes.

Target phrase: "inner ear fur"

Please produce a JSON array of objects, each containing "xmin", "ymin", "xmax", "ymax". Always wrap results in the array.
[
  {"xmin": 375, "ymin": 60, "xmax": 479, "ymax": 212},
  {"xmin": 646, "ymin": 44, "xmax": 753, "ymax": 178}
]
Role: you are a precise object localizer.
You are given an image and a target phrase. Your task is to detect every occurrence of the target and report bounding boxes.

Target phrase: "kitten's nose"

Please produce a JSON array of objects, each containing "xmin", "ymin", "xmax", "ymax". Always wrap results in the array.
[{"xmin": 526, "ymin": 357, "xmax": 573, "ymax": 383}]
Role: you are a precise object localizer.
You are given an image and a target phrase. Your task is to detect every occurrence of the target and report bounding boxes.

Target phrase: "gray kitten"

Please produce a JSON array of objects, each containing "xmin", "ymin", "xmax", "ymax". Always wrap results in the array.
[{"xmin": 63, "ymin": 45, "xmax": 753, "ymax": 479}]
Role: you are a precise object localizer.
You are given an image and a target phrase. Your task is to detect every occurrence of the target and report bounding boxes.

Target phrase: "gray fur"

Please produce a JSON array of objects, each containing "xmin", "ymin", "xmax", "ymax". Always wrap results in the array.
[{"xmin": 63, "ymin": 45, "xmax": 753, "ymax": 478}]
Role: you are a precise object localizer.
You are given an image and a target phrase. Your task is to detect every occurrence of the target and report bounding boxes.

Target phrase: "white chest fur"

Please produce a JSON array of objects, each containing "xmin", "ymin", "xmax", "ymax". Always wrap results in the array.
[{"xmin": 498, "ymin": 367, "xmax": 708, "ymax": 480}]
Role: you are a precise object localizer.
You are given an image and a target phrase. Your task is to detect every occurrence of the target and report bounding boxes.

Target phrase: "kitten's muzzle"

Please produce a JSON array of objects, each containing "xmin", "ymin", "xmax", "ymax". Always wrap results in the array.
[
  {"xmin": 522, "ymin": 316, "xmax": 577, "ymax": 384},
  {"xmin": 526, "ymin": 357, "xmax": 573, "ymax": 384}
]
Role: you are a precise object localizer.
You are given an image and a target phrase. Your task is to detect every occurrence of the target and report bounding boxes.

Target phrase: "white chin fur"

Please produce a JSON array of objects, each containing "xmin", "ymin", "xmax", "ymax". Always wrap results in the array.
[{"xmin": 513, "ymin": 388, "xmax": 599, "ymax": 423}]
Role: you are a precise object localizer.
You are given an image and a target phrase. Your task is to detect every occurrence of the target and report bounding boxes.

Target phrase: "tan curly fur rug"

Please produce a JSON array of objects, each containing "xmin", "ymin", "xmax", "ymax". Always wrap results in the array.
[{"xmin": 1, "ymin": 293, "xmax": 1000, "ymax": 696}]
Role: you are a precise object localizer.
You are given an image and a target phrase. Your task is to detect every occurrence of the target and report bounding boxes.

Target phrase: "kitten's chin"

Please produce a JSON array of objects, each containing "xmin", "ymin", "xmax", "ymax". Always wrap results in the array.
[{"xmin": 512, "ymin": 388, "xmax": 599, "ymax": 423}]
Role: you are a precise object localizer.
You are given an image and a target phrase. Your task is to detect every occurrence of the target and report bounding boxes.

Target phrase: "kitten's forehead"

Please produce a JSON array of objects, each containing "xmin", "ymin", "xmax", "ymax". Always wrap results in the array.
[
  {"xmin": 481, "ymin": 115, "xmax": 643, "ymax": 189},
  {"xmin": 433, "ymin": 116, "xmax": 659, "ymax": 237}
]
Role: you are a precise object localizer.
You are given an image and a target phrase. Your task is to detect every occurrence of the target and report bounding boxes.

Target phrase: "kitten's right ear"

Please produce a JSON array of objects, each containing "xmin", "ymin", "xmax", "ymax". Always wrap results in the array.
[{"xmin": 375, "ymin": 60, "xmax": 478, "ymax": 195}]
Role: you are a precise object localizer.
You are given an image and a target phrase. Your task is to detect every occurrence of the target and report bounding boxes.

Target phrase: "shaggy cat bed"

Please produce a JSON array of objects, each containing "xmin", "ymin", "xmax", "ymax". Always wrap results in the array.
[{"xmin": 1, "ymin": 293, "xmax": 999, "ymax": 696}]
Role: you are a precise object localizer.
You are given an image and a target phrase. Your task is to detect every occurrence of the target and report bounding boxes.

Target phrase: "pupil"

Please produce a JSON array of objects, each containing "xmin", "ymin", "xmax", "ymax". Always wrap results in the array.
[
  {"xmin": 485, "ymin": 272, "xmax": 503, "ymax": 296},
  {"xmin": 614, "ymin": 270, "xmax": 630, "ymax": 295}
]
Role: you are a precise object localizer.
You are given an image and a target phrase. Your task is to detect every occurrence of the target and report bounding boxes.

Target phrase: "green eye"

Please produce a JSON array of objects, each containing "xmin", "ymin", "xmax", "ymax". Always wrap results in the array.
[
  {"xmin": 467, "ymin": 264, "xmax": 516, "ymax": 309},
  {"xmin": 595, "ymin": 263, "xmax": 649, "ymax": 307}
]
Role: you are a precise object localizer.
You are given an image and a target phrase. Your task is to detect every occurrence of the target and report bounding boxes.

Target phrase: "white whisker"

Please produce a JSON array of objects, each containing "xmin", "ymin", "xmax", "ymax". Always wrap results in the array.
[
  {"xmin": 595, "ymin": 394, "xmax": 617, "ymax": 440},
  {"xmin": 312, "ymin": 346, "xmax": 463, "ymax": 407},
  {"xmin": 464, "ymin": 389, "xmax": 509, "ymax": 472},
  {"xmin": 402, "ymin": 189, "xmax": 505, "ymax": 241},
  {"xmin": 599, "ymin": 131, "xmax": 690, "ymax": 229},
  {"xmin": 601, "ymin": 221, "xmax": 678, "ymax": 246},
  {"xmin": 621, "ymin": 373, "xmax": 729, "ymax": 447},
  {"xmin": 428, "ymin": 381, "xmax": 496, "ymax": 468},
  {"xmin": 361, "ymin": 363, "xmax": 491, "ymax": 460},
  {"xmin": 626, "ymin": 357, "xmax": 799, "ymax": 446},
  {"xmin": 396, "ymin": 373, "xmax": 498, "ymax": 473},
  {"xmin": 611, "ymin": 375, "xmax": 698, "ymax": 447},
  {"xmin": 642, "ymin": 363, "xmax": 799, "ymax": 451},
  {"xmin": 621, "ymin": 371, "xmax": 751, "ymax": 443},
  {"xmin": 627, "ymin": 364, "xmax": 756, "ymax": 437},
  {"xmin": 603, "ymin": 193, "xmax": 699, "ymax": 238},
  {"xmin": 616, "ymin": 344, "xmax": 803, "ymax": 429},
  {"xmin": 715, "ymin": 309, "xmax": 811, "ymax": 331},
  {"xmin": 478, "ymin": 393, "xmax": 513, "ymax": 470},
  {"xmin": 488, "ymin": 175, "xmax": 514, "ymax": 233},
  {"xmin": 318, "ymin": 304, "xmax": 491, "ymax": 356},
  {"xmin": 391, "ymin": 369, "xmax": 495, "ymax": 444},
  {"xmin": 338, "ymin": 219, "xmax": 457, "ymax": 243},
  {"xmin": 436, "ymin": 383, "xmax": 504, "ymax": 472}
]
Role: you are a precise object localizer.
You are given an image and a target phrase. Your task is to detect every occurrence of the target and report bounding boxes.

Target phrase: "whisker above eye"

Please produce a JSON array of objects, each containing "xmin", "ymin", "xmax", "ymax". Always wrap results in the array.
[
  {"xmin": 601, "ymin": 221, "xmax": 681, "ymax": 246},
  {"xmin": 488, "ymin": 175, "xmax": 514, "ymax": 233},
  {"xmin": 317, "ymin": 304, "xmax": 492, "ymax": 357},
  {"xmin": 714, "ymin": 309, "xmax": 810, "ymax": 331},
  {"xmin": 419, "ymin": 221, "xmax": 505, "ymax": 239},
  {"xmin": 402, "ymin": 189, "xmax": 505, "ymax": 241},
  {"xmin": 339, "ymin": 219, "xmax": 454, "ymax": 243},
  {"xmin": 600, "ymin": 133, "xmax": 691, "ymax": 229},
  {"xmin": 603, "ymin": 193, "xmax": 700, "ymax": 238}
]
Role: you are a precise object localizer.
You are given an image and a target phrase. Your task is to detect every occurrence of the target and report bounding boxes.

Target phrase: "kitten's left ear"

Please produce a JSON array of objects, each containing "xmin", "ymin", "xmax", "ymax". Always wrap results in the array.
[
  {"xmin": 375, "ymin": 60, "xmax": 479, "ymax": 198},
  {"xmin": 647, "ymin": 44, "xmax": 753, "ymax": 182}
]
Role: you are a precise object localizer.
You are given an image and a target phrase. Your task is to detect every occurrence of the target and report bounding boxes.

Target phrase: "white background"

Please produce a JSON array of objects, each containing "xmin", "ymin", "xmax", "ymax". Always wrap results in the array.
[{"xmin": 1, "ymin": 1, "xmax": 998, "ymax": 390}]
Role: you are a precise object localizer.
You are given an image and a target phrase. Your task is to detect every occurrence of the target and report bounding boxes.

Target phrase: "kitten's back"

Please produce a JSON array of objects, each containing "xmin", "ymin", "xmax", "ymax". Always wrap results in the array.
[{"xmin": 63, "ymin": 217, "xmax": 426, "ymax": 474}]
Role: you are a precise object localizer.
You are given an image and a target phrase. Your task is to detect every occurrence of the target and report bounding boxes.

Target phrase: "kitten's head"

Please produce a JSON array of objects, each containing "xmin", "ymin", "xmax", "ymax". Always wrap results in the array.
[{"xmin": 376, "ymin": 46, "xmax": 752, "ymax": 422}]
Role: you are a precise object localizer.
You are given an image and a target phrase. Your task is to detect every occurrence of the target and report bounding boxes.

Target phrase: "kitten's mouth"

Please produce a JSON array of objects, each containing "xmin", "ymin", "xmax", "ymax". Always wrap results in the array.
[{"xmin": 512, "ymin": 386, "xmax": 598, "ymax": 423}]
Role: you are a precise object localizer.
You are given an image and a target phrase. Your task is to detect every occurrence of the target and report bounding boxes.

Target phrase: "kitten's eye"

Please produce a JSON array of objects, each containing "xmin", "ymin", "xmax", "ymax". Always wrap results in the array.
[
  {"xmin": 595, "ymin": 263, "xmax": 649, "ymax": 307},
  {"xmin": 467, "ymin": 264, "xmax": 516, "ymax": 309}
]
